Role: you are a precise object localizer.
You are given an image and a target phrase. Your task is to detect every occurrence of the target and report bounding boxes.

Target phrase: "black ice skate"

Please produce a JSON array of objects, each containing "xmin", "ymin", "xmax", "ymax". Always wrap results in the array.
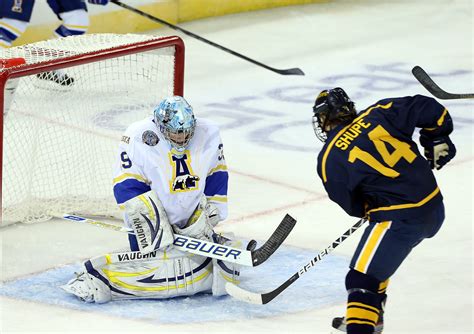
[
  {"xmin": 331, "ymin": 315, "xmax": 384, "ymax": 333},
  {"xmin": 37, "ymin": 70, "xmax": 74, "ymax": 86}
]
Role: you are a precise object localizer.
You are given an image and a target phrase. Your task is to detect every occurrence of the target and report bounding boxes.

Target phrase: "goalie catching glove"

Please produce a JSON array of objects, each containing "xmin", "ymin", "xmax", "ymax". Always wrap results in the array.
[
  {"xmin": 123, "ymin": 190, "xmax": 174, "ymax": 254},
  {"xmin": 174, "ymin": 196, "xmax": 221, "ymax": 240}
]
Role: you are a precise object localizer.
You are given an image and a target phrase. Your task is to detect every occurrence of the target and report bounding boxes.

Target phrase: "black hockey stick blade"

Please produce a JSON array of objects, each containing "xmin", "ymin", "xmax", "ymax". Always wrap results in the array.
[
  {"xmin": 110, "ymin": 0, "xmax": 304, "ymax": 76},
  {"xmin": 412, "ymin": 66, "xmax": 474, "ymax": 100},
  {"xmin": 226, "ymin": 218, "xmax": 366, "ymax": 304},
  {"xmin": 250, "ymin": 214, "xmax": 297, "ymax": 266},
  {"xmin": 272, "ymin": 67, "xmax": 305, "ymax": 76}
]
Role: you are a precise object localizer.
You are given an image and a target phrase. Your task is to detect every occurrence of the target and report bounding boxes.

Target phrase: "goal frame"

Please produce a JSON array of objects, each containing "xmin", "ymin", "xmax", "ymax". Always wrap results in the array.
[{"xmin": 0, "ymin": 35, "xmax": 185, "ymax": 223}]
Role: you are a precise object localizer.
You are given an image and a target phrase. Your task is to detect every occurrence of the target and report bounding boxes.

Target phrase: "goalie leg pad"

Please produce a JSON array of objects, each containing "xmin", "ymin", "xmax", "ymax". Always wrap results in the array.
[
  {"xmin": 67, "ymin": 248, "xmax": 213, "ymax": 302},
  {"xmin": 106, "ymin": 250, "xmax": 213, "ymax": 300},
  {"xmin": 212, "ymin": 238, "xmax": 242, "ymax": 296}
]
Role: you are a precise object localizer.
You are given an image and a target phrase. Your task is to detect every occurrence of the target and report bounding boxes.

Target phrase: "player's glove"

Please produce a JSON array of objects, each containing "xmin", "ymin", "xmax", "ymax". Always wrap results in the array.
[
  {"xmin": 419, "ymin": 134, "xmax": 456, "ymax": 170},
  {"xmin": 88, "ymin": 0, "xmax": 108, "ymax": 5}
]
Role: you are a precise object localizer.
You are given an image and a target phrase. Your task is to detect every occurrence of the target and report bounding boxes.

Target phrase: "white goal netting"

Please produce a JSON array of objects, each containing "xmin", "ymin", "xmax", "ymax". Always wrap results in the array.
[{"xmin": 1, "ymin": 34, "xmax": 183, "ymax": 225}]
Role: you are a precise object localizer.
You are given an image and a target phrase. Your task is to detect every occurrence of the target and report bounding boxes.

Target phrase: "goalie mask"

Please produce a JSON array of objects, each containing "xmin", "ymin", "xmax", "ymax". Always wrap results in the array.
[
  {"xmin": 154, "ymin": 96, "xmax": 196, "ymax": 152},
  {"xmin": 312, "ymin": 87, "xmax": 356, "ymax": 142}
]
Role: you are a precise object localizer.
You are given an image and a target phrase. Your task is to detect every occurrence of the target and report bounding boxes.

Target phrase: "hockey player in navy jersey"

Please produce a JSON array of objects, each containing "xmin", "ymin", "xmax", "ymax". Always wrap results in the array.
[
  {"xmin": 62, "ymin": 96, "xmax": 240, "ymax": 303},
  {"xmin": 0, "ymin": 0, "xmax": 108, "ymax": 85},
  {"xmin": 312, "ymin": 88, "xmax": 455, "ymax": 333}
]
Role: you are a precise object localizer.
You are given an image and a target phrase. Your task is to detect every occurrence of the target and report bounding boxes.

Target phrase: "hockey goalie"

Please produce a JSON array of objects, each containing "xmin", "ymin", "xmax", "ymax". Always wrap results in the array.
[{"xmin": 62, "ymin": 96, "xmax": 240, "ymax": 303}]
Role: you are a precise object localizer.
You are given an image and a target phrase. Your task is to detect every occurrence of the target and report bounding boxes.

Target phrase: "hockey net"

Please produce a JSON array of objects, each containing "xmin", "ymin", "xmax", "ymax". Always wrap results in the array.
[{"xmin": 0, "ymin": 34, "xmax": 184, "ymax": 226}]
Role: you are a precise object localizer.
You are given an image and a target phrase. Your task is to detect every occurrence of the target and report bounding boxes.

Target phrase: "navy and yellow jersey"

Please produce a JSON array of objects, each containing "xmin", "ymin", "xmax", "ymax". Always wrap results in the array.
[
  {"xmin": 317, "ymin": 95, "xmax": 451, "ymax": 221},
  {"xmin": 113, "ymin": 117, "xmax": 229, "ymax": 227}
]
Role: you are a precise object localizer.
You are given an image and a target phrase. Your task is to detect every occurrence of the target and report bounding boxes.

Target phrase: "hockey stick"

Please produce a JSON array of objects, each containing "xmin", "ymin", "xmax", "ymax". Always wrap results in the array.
[
  {"xmin": 110, "ymin": 0, "xmax": 304, "ymax": 76},
  {"xmin": 225, "ymin": 218, "xmax": 366, "ymax": 304},
  {"xmin": 58, "ymin": 213, "xmax": 296, "ymax": 267},
  {"xmin": 412, "ymin": 66, "xmax": 474, "ymax": 99}
]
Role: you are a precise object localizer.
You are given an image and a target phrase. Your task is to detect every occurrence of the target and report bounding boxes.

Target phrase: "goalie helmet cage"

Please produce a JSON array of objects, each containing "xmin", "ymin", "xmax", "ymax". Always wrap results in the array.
[{"xmin": 0, "ymin": 34, "xmax": 185, "ymax": 225}]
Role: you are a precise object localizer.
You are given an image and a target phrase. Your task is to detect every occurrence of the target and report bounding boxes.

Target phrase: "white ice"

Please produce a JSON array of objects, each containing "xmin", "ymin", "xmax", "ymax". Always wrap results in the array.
[{"xmin": 1, "ymin": 0, "xmax": 472, "ymax": 333}]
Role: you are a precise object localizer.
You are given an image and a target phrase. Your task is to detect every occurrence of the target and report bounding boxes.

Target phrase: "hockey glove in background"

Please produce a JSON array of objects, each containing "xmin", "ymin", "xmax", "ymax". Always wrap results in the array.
[{"xmin": 419, "ymin": 134, "xmax": 456, "ymax": 170}]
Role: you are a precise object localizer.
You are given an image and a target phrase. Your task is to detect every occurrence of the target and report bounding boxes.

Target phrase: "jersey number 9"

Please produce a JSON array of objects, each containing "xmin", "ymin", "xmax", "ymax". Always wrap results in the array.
[{"xmin": 121, "ymin": 152, "xmax": 132, "ymax": 169}]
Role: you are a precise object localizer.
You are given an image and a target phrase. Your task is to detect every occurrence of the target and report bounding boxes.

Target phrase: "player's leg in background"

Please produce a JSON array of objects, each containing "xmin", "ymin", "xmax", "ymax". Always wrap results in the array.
[
  {"xmin": 36, "ymin": 0, "xmax": 91, "ymax": 86},
  {"xmin": 47, "ymin": 0, "xmax": 89, "ymax": 38},
  {"xmin": 0, "ymin": 0, "xmax": 34, "ymax": 48},
  {"xmin": 0, "ymin": 1, "xmax": 33, "ymax": 113}
]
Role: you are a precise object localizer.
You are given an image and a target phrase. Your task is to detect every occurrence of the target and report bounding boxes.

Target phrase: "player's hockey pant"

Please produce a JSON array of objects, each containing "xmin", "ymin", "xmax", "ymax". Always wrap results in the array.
[{"xmin": 344, "ymin": 203, "xmax": 445, "ymax": 333}]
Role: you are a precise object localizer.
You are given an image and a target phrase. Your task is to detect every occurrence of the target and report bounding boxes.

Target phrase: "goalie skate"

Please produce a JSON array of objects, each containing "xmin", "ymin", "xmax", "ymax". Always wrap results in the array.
[
  {"xmin": 61, "ymin": 271, "xmax": 111, "ymax": 303},
  {"xmin": 331, "ymin": 315, "xmax": 383, "ymax": 333}
]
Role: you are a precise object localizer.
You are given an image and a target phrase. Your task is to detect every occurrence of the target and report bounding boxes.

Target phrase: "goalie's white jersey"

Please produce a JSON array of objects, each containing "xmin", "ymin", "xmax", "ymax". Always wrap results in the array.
[{"xmin": 113, "ymin": 117, "xmax": 228, "ymax": 228}]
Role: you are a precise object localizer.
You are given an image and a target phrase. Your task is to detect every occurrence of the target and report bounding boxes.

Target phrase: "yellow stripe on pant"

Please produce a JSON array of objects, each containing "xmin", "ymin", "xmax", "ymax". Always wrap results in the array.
[{"xmin": 354, "ymin": 221, "xmax": 392, "ymax": 273}]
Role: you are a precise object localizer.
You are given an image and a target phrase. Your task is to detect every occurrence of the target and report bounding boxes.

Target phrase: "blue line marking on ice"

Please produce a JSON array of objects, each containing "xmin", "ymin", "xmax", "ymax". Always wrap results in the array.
[{"xmin": 0, "ymin": 244, "xmax": 349, "ymax": 324}]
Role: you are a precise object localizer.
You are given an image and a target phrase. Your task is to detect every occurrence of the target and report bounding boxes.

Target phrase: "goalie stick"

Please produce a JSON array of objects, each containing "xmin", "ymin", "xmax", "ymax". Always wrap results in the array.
[
  {"xmin": 58, "ymin": 213, "xmax": 296, "ymax": 267},
  {"xmin": 412, "ymin": 66, "xmax": 474, "ymax": 100},
  {"xmin": 225, "ymin": 218, "xmax": 366, "ymax": 304}
]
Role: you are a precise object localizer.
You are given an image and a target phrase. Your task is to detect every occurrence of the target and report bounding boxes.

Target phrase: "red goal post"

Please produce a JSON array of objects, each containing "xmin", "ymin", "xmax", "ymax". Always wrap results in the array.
[{"xmin": 0, "ymin": 34, "xmax": 185, "ymax": 225}]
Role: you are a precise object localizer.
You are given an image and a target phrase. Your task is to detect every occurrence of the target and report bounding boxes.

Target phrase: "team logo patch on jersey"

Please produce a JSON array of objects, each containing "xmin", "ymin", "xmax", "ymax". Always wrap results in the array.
[
  {"xmin": 168, "ymin": 151, "xmax": 199, "ymax": 192},
  {"xmin": 142, "ymin": 130, "xmax": 159, "ymax": 146}
]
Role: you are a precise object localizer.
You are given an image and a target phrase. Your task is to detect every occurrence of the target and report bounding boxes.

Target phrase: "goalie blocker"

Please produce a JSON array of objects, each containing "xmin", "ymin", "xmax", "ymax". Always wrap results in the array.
[{"xmin": 123, "ymin": 190, "xmax": 174, "ymax": 254}]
